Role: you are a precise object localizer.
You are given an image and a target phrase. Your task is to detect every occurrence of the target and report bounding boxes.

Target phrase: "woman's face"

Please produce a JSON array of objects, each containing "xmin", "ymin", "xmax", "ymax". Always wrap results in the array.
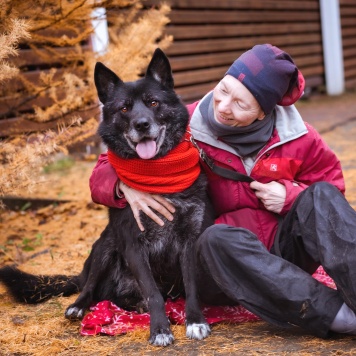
[{"xmin": 213, "ymin": 75, "xmax": 265, "ymax": 127}]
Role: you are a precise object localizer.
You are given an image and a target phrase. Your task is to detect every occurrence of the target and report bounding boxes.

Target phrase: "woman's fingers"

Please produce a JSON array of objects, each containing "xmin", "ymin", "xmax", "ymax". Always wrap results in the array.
[
  {"xmin": 119, "ymin": 181, "xmax": 176, "ymax": 230},
  {"xmin": 140, "ymin": 204, "xmax": 165, "ymax": 227},
  {"xmin": 138, "ymin": 196, "xmax": 174, "ymax": 227},
  {"xmin": 133, "ymin": 199, "xmax": 173, "ymax": 231},
  {"xmin": 250, "ymin": 181, "xmax": 286, "ymax": 214},
  {"xmin": 152, "ymin": 195, "xmax": 175, "ymax": 218},
  {"xmin": 132, "ymin": 208, "xmax": 145, "ymax": 232}
]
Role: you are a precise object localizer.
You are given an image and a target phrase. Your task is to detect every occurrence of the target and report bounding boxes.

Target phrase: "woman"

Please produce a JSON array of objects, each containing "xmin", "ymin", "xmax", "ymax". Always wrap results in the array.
[{"xmin": 90, "ymin": 44, "xmax": 356, "ymax": 337}]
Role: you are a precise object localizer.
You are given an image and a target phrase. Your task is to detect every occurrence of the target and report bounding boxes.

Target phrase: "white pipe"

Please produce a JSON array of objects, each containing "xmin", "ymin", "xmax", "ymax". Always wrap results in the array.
[
  {"xmin": 319, "ymin": 0, "xmax": 344, "ymax": 95},
  {"xmin": 91, "ymin": 7, "xmax": 109, "ymax": 55},
  {"xmin": 91, "ymin": 7, "xmax": 109, "ymax": 153}
]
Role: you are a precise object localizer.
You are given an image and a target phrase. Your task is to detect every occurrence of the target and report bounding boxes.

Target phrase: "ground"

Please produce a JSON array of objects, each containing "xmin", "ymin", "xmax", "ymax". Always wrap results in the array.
[{"xmin": 1, "ymin": 92, "xmax": 356, "ymax": 355}]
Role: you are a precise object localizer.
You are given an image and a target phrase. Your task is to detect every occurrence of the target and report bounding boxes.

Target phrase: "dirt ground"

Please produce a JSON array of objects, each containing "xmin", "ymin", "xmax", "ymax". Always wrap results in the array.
[{"xmin": 2, "ymin": 93, "xmax": 356, "ymax": 355}]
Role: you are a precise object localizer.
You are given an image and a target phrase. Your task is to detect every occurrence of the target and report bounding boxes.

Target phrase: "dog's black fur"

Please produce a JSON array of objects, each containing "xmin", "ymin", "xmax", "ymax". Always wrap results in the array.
[{"xmin": 0, "ymin": 48, "xmax": 214, "ymax": 346}]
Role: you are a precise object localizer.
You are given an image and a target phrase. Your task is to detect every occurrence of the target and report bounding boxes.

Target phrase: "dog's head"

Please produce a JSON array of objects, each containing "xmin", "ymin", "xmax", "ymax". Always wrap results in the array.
[{"xmin": 94, "ymin": 48, "xmax": 189, "ymax": 159}]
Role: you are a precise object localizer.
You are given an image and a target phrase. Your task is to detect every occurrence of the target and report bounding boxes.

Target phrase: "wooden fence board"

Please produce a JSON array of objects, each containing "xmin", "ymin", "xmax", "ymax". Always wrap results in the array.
[
  {"xmin": 145, "ymin": 0, "xmax": 325, "ymax": 103},
  {"xmin": 168, "ymin": 23, "xmax": 321, "ymax": 40},
  {"xmin": 341, "ymin": 18, "xmax": 356, "ymax": 27},
  {"xmin": 169, "ymin": 44, "xmax": 323, "ymax": 71},
  {"xmin": 344, "ymin": 47, "xmax": 356, "ymax": 58},
  {"xmin": 9, "ymin": 45, "xmax": 92, "ymax": 68},
  {"xmin": 0, "ymin": 105, "xmax": 100, "ymax": 137},
  {"xmin": 173, "ymin": 52, "xmax": 323, "ymax": 88},
  {"xmin": 0, "ymin": 25, "xmax": 94, "ymax": 137},
  {"xmin": 340, "ymin": 7, "xmax": 356, "ymax": 15},
  {"xmin": 148, "ymin": 0, "xmax": 318, "ymax": 10},
  {"xmin": 2, "ymin": 67, "xmax": 85, "ymax": 93},
  {"xmin": 169, "ymin": 10, "xmax": 320, "ymax": 24},
  {"xmin": 173, "ymin": 67, "xmax": 226, "ymax": 87},
  {"xmin": 344, "ymin": 58, "xmax": 356, "ymax": 76},
  {"xmin": 341, "ymin": 0, "xmax": 356, "ymax": 89},
  {"xmin": 166, "ymin": 34, "xmax": 322, "ymax": 56}
]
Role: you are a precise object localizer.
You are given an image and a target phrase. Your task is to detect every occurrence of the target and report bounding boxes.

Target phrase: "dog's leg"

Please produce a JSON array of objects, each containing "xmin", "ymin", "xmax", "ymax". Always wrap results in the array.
[
  {"xmin": 65, "ymin": 234, "xmax": 110, "ymax": 320},
  {"xmin": 125, "ymin": 245, "xmax": 174, "ymax": 347},
  {"xmin": 65, "ymin": 266, "xmax": 102, "ymax": 320},
  {"xmin": 180, "ymin": 243, "xmax": 211, "ymax": 340}
]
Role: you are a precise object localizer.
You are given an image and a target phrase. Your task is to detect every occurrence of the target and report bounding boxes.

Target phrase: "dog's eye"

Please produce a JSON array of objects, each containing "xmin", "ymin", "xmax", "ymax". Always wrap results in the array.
[
  {"xmin": 150, "ymin": 100, "xmax": 158, "ymax": 107},
  {"xmin": 120, "ymin": 106, "xmax": 128, "ymax": 113}
]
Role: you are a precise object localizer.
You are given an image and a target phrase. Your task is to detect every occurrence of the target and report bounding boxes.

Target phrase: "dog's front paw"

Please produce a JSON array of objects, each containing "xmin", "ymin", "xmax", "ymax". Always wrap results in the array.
[
  {"xmin": 149, "ymin": 329, "xmax": 174, "ymax": 347},
  {"xmin": 65, "ymin": 305, "xmax": 85, "ymax": 320},
  {"xmin": 186, "ymin": 322, "xmax": 211, "ymax": 340}
]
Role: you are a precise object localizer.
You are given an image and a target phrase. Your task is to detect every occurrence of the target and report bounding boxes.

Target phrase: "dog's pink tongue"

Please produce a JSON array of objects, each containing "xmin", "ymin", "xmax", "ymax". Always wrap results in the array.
[{"xmin": 136, "ymin": 139, "xmax": 157, "ymax": 159}]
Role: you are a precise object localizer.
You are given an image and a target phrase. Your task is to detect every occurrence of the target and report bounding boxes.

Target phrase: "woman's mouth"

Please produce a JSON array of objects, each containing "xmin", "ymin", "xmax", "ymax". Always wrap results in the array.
[{"xmin": 216, "ymin": 112, "xmax": 234, "ymax": 124}]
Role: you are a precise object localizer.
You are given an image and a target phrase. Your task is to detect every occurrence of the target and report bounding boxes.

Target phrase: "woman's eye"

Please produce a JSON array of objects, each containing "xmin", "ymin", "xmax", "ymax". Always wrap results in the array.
[
  {"xmin": 236, "ymin": 101, "xmax": 247, "ymax": 110},
  {"xmin": 120, "ymin": 106, "xmax": 128, "ymax": 113},
  {"xmin": 150, "ymin": 100, "xmax": 158, "ymax": 107},
  {"xmin": 219, "ymin": 83, "xmax": 227, "ymax": 92}
]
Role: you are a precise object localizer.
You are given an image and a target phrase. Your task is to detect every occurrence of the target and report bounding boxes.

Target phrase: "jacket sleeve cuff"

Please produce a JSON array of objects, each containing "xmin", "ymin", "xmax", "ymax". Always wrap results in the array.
[
  {"xmin": 114, "ymin": 182, "xmax": 125, "ymax": 199},
  {"xmin": 112, "ymin": 181, "xmax": 127, "ymax": 208},
  {"xmin": 89, "ymin": 154, "xmax": 127, "ymax": 208},
  {"xmin": 278, "ymin": 179, "xmax": 308, "ymax": 215}
]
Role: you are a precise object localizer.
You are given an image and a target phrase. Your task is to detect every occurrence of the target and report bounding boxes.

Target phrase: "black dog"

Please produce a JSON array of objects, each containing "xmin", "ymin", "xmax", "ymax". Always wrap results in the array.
[{"xmin": 0, "ymin": 48, "xmax": 214, "ymax": 346}]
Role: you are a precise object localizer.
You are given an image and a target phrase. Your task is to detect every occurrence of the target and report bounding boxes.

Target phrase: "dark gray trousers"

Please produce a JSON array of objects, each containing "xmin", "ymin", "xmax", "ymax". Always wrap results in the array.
[{"xmin": 196, "ymin": 182, "xmax": 356, "ymax": 338}]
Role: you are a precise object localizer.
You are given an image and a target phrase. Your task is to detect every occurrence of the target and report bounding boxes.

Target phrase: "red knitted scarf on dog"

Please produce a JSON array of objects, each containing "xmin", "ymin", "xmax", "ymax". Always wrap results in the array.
[{"xmin": 107, "ymin": 131, "xmax": 201, "ymax": 194}]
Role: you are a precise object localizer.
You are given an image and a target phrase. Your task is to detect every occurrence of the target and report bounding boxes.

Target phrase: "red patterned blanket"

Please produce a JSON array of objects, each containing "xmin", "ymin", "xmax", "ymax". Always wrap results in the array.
[{"xmin": 80, "ymin": 266, "xmax": 336, "ymax": 336}]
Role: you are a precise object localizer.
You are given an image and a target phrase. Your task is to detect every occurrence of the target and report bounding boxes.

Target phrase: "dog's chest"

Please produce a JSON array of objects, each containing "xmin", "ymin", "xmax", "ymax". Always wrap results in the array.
[{"xmin": 142, "ymin": 197, "xmax": 205, "ymax": 256}]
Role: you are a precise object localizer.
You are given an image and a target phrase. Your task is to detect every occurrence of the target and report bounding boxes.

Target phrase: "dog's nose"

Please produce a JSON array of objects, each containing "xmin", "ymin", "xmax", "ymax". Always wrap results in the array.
[{"xmin": 134, "ymin": 118, "xmax": 150, "ymax": 132}]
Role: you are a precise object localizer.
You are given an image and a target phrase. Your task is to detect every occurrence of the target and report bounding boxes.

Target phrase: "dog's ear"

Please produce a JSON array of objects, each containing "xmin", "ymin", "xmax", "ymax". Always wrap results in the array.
[
  {"xmin": 145, "ymin": 48, "xmax": 174, "ymax": 89},
  {"xmin": 94, "ymin": 62, "xmax": 123, "ymax": 104}
]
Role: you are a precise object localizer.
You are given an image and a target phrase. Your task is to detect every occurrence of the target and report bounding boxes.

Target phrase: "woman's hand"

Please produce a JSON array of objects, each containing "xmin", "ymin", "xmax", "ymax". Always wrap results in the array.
[
  {"xmin": 250, "ymin": 181, "xmax": 286, "ymax": 214},
  {"xmin": 119, "ymin": 181, "xmax": 175, "ymax": 231}
]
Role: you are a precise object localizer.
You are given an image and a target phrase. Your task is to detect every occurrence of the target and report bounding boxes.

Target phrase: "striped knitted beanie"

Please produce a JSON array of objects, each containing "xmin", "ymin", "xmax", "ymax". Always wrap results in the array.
[{"xmin": 225, "ymin": 44, "xmax": 305, "ymax": 114}]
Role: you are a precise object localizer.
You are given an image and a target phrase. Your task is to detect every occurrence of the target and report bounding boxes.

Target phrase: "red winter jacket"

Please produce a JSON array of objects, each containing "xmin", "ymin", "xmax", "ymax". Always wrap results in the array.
[{"xmin": 89, "ymin": 101, "xmax": 344, "ymax": 250}]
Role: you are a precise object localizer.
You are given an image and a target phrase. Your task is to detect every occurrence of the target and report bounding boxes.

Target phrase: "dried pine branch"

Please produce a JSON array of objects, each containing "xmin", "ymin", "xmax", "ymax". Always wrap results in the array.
[
  {"xmin": 0, "ymin": 0, "xmax": 172, "ymax": 198},
  {"xmin": 0, "ymin": 18, "xmax": 30, "ymax": 82},
  {"xmin": 0, "ymin": 117, "xmax": 98, "ymax": 197}
]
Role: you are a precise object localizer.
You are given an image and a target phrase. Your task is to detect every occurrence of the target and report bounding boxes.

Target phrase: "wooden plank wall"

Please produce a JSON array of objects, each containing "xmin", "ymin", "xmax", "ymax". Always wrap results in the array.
[
  {"xmin": 340, "ymin": 0, "xmax": 356, "ymax": 90},
  {"xmin": 0, "ymin": 34, "xmax": 97, "ymax": 137},
  {"xmin": 147, "ymin": 0, "xmax": 324, "ymax": 104},
  {"xmin": 1, "ymin": 0, "xmax": 335, "ymax": 136}
]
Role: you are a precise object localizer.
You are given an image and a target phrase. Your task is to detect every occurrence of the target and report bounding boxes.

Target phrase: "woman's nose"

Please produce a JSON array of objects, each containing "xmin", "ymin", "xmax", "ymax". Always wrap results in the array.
[{"xmin": 218, "ymin": 97, "xmax": 232, "ymax": 114}]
